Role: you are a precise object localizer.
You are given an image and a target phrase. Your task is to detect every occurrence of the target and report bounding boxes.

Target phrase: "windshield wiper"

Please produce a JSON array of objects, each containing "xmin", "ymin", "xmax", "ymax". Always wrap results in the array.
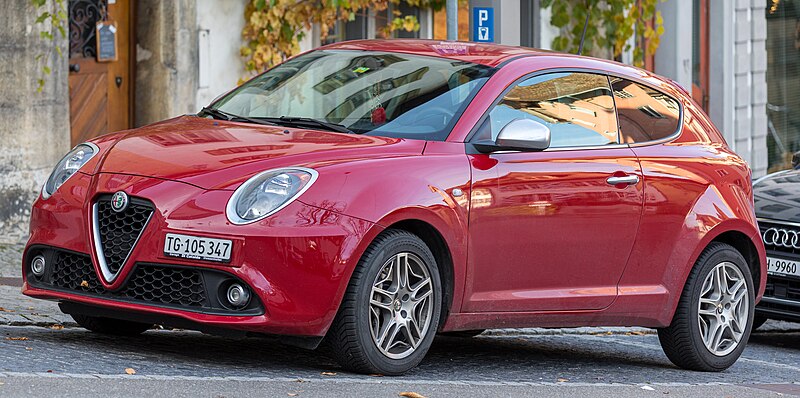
[
  {"xmin": 198, "ymin": 107, "xmax": 277, "ymax": 126},
  {"xmin": 258, "ymin": 116, "xmax": 354, "ymax": 134}
]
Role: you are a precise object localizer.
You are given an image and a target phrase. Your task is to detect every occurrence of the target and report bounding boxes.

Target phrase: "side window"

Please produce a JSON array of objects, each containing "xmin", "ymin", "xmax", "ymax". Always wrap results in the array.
[
  {"xmin": 610, "ymin": 77, "xmax": 681, "ymax": 144},
  {"xmin": 480, "ymin": 72, "xmax": 619, "ymax": 148}
]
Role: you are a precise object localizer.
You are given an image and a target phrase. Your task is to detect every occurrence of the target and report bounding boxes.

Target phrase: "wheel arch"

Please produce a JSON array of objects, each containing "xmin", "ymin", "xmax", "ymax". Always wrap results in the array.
[
  {"xmin": 384, "ymin": 219, "xmax": 455, "ymax": 331},
  {"xmin": 709, "ymin": 229, "xmax": 763, "ymax": 298},
  {"xmin": 663, "ymin": 219, "xmax": 766, "ymax": 325}
]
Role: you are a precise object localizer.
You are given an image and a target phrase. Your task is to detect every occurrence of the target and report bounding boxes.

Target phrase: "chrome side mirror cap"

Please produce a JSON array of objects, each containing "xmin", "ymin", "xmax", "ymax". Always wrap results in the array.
[{"xmin": 495, "ymin": 118, "xmax": 551, "ymax": 151}]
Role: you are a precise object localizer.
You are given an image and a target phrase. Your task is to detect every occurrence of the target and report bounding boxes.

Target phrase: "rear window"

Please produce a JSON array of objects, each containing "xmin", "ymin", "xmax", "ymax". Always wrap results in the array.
[{"xmin": 610, "ymin": 77, "xmax": 681, "ymax": 144}]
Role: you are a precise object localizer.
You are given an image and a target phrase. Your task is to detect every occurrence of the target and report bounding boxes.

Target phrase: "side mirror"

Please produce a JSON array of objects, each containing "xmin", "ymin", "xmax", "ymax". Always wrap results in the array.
[
  {"xmin": 494, "ymin": 118, "xmax": 551, "ymax": 151},
  {"xmin": 792, "ymin": 151, "xmax": 800, "ymax": 170}
]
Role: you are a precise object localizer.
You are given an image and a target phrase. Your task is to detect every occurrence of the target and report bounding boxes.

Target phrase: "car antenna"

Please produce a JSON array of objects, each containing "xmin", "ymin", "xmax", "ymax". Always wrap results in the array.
[{"xmin": 577, "ymin": 10, "xmax": 590, "ymax": 55}]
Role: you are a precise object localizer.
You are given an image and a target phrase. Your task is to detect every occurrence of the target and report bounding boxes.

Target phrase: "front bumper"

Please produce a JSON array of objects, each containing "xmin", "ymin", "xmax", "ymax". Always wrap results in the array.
[
  {"xmin": 755, "ymin": 219, "xmax": 800, "ymax": 322},
  {"xmin": 23, "ymin": 172, "xmax": 378, "ymax": 337}
]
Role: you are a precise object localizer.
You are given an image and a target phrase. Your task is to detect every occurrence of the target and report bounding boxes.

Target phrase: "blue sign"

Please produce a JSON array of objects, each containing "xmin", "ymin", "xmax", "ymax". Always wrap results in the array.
[{"xmin": 472, "ymin": 7, "xmax": 494, "ymax": 42}]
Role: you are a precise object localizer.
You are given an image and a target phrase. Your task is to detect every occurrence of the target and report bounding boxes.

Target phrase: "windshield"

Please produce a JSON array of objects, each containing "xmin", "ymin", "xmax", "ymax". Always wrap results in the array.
[{"xmin": 211, "ymin": 50, "xmax": 495, "ymax": 141}]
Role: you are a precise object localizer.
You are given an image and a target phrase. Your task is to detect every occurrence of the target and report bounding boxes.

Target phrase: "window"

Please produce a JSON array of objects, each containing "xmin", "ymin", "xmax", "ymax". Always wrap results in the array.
[
  {"xmin": 213, "ymin": 50, "xmax": 495, "ymax": 141},
  {"xmin": 476, "ymin": 72, "xmax": 619, "ymax": 148},
  {"xmin": 610, "ymin": 78, "xmax": 681, "ymax": 144}
]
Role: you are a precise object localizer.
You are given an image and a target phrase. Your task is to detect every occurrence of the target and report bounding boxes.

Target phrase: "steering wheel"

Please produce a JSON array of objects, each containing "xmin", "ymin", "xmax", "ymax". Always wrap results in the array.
[{"xmin": 408, "ymin": 106, "xmax": 455, "ymax": 129}]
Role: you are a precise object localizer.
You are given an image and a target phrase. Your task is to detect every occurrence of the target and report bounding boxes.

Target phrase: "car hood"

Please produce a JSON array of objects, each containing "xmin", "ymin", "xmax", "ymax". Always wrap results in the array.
[
  {"xmin": 96, "ymin": 116, "xmax": 425, "ymax": 190},
  {"xmin": 754, "ymin": 169, "xmax": 800, "ymax": 223}
]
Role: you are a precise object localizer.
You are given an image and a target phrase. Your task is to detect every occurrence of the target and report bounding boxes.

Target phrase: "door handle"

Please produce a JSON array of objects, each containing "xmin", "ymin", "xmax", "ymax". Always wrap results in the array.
[
  {"xmin": 606, "ymin": 175, "xmax": 640, "ymax": 186},
  {"xmin": 69, "ymin": 63, "xmax": 80, "ymax": 73}
]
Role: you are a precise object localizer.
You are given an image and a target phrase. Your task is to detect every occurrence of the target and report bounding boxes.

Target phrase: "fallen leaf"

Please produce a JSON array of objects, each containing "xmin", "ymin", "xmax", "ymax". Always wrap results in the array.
[
  {"xmin": 25, "ymin": 347, "xmax": 32, "ymax": 351},
  {"xmin": 557, "ymin": 378, "xmax": 569, "ymax": 383},
  {"xmin": 399, "ymin": 393, "xmax": 427, "ymax": 398},
  {"xmin": 125, "ymin": 368, "xmax": 136, "ymax": 375},
  {"xmin": 6, "ymin": 337, "xmax": 29, "ymax": 341},
  {"xmin": 49, "ymin": 325, "xmax": 64, "ymax": 330},
  {"xmin": 80, "ymin": 281, "xmax": 89, "ymax": 288},
  {"xmin": 46, "ymin": 370, "xmax": 52, "ymax": 373},
  {"xmin": 320, "ymin": 372, "xmax": 336, "ymax": 376}
]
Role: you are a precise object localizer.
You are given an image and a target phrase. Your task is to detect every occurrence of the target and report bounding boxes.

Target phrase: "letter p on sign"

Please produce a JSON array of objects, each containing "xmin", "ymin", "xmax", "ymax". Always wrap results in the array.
[{"xmin": 472, "ymin": 7, "xmax": 494, "ymax": 43}]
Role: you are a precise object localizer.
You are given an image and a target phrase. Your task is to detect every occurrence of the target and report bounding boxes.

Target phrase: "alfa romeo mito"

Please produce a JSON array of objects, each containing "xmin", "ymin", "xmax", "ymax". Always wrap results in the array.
[{"xmin": 23, "ymin": 40, "xmax": 766, "ymax": 375}]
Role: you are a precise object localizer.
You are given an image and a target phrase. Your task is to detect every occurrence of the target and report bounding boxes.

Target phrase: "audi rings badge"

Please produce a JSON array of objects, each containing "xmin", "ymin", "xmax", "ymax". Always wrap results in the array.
[{"xmin": 763, "ymin": 227, "xmax": 800, "ymax": 249}]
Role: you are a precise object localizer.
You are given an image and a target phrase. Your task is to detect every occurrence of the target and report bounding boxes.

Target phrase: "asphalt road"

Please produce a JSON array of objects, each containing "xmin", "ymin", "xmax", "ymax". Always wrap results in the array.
[{"xmin": 1, "ymin": 324, "xmax": 799, "ymax": 397}]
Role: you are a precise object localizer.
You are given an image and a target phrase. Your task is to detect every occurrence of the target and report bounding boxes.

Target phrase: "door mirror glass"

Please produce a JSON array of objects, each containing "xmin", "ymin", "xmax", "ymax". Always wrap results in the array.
[{"xmin": 495, "ymin": 118, "xmax": 551, "ymax": 151}]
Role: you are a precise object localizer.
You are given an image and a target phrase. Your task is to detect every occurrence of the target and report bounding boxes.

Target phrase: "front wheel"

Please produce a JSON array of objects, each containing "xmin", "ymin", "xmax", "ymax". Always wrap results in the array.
[
  {"xmin": 657, "ymin": 242, "xmax": 755, "ymax": 371},
  {"xmin": 326, "ymin": 229, "xmax": 442, "ymax": 375}
]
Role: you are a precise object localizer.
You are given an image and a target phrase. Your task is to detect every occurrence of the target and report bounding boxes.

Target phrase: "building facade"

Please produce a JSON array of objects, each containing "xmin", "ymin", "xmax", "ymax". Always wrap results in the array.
[{"xmin": 0, "ymin": 0, "xmax": 795, "ymax": 243}]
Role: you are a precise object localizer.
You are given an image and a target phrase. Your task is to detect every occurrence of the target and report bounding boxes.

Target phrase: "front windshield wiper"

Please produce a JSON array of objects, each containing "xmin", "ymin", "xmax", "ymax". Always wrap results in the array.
[
  {"xmin": 198, "ymin": 107, "xmax": 277, "ymax": 126},
  {"xmin": 257, "ymin": 116, "xmax": 355, "ymax": 134}
]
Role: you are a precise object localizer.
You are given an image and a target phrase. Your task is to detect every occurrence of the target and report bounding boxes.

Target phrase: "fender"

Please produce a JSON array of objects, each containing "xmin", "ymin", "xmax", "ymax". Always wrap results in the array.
[
  {"xmin": 613, "ymin": 183, "xmax": 766, "ymax": 326},
  {"xmin": 298, "ymin": 153, "xmax": 472, "ymax": 329}
]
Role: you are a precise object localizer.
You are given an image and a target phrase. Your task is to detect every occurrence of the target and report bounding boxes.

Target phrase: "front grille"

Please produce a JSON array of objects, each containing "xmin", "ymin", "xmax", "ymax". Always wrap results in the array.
[
  {"xmin": 126, "ymin": 264, "xmax": 206, "ymax": 307},
  {"xmin": 50, "ymin": 251, "xmax": 106, "ymax": 295},
  {"xmin": 96, "ymin": 195, "xmax": 154, "ymax": 274},
  {"xmin": 26, "ymin": 248, "xmax": 263, "ymax": 315},
  {"xmin": 48, "ymin": 251, "xmax": 207, "ymax": 307},
  {"xmin": 759, "ymin": 220, "xmax": 800, "ymax": 257},
  {"xmin": 764, "ymin": 276, "xmax": 800, "ymax": 302}
]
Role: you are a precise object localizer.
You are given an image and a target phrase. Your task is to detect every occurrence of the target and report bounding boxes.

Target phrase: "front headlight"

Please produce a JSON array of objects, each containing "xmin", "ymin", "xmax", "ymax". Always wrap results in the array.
[
  {"xmin": 226, "ymin": 167, "xmax": 318, "ymax": 224},
  {"xmin": 42, "ymin": 142, "xmax": 99, "ymax": 199}
]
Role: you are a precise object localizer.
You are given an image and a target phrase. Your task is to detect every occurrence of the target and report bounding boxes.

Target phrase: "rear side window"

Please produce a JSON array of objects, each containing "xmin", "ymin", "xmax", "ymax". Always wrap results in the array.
[
  {"xmin": 479, "ymin": 72, "xmax": 619, "ymax": 148},
  {"xmin": 610, "ymin": 77, "xmax": 681, "ymax": 144}
]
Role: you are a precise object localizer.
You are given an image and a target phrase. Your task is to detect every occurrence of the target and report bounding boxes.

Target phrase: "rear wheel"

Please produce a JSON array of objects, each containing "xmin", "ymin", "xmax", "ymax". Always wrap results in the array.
[
  {"xmin": 327, "ymin": 229, "xmax": 442, "ymax": 375},
  {"xmin": 657, "ymin": 242, "xmax": 754, "ymax": 371},
  {"xmin": 71, "ymin": 314, "xmax": 152, "ymax": 336}
]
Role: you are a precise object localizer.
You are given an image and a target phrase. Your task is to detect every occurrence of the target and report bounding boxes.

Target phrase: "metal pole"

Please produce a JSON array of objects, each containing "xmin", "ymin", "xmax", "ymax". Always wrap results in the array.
[{"xmin": 446, "ymin": 0, "xmax": 458, "ymax": 40}]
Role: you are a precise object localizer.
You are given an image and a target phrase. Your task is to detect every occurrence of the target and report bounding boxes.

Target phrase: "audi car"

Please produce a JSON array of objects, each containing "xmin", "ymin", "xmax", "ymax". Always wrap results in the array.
[
  {"xmin": 23, "ymin": 39, "xmax": 766, "ymax": 375},
  {"xmin": 753, "ymin": 168, "xmax": 800, "ymax": 326}
]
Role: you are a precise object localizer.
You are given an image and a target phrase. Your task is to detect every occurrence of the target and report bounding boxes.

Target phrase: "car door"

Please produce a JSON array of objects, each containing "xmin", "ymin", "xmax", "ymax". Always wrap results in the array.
[{"xmin": 463, "ymin": 71, "xmax": 644, "ymax": 312}]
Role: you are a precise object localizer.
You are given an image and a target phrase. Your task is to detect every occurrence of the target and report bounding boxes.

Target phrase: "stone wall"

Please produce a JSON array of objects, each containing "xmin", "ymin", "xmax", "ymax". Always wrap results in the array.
[
  {"xmin": 0, "ymin": 0, "xmax": 70, "ymax": 244},
  {"xmin": 135, "ymin": 0, "xmax": 198, "ymax": 126}
]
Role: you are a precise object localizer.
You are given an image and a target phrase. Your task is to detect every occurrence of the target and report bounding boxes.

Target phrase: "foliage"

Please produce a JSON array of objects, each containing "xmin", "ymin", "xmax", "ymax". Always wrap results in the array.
[
  {"xmin": 241, "ymin": 0, "xmax": 449, "ymax": 76},
  {"xmin": 31, "ymin": 0, "xmax": 68, "ymax": 93},
  {"xmin": 541, "ymin": 0, "xmax": 664, "ymax": 67}
]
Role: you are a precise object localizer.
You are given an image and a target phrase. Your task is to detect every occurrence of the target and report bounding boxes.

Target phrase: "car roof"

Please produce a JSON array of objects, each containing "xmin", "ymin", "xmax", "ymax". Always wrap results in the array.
[{"xmin": 318, "ymin": 39, "xmax": 555, "ymax": 68}]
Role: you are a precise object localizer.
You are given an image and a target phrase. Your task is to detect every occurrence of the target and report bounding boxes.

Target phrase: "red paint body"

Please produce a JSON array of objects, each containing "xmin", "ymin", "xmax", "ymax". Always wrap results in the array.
[{"xmin": 23, "ymin": 40, "xmax": 766, "ymax": 337}]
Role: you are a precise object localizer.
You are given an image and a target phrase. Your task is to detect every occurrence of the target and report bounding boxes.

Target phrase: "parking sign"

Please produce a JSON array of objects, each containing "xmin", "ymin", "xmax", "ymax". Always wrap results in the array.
[{"xmin": 472, "ymin": 7, "xmax": 494, "ymax": 43}]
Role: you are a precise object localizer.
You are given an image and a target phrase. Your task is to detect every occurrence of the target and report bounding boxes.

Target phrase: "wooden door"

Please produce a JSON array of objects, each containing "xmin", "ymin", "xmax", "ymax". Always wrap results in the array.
[
  {"xmin": 68, "ymin": 0, "xmax": 134, "ymax": 146},
  {"xmin": 691, "ymin": 0, "xmax": 709, "ymax": 111}
]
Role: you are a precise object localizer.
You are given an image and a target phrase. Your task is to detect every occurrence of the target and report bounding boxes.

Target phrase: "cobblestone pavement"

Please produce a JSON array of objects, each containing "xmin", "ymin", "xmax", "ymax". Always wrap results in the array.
[{"xmin": 0, "ymin": 320, "xmax": 799, "ymax": 397}]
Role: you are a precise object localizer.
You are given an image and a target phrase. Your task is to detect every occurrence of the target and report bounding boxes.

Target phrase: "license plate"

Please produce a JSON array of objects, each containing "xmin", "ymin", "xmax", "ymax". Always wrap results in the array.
[
  {"xmin": 164, "ymin": 233, "xmax": 232, "ymax": 263},
  {"xmin": 767, "ymin": 256, "xmax": 800, "ymax": 277}
]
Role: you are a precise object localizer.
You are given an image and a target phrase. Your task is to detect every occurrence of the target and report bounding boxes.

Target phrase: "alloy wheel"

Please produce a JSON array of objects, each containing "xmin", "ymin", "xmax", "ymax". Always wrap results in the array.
[
  {"xmin": 697, "ymin": 261, "xmax": 749, "ymax": 356},
  {"xmin": 368, "ymin": 252, "xmax": 434, "ymax": 359}
]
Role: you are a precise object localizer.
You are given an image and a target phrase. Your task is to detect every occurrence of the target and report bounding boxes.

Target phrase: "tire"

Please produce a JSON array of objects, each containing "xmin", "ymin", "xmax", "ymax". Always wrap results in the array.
[
  {"xmin": 752, "ymin": 314, "xmax": 768, "ymax": 330},
  {"xmin": 657, "ymin": 242, "xmax": 755, "ymax": 371},
  {"xmin": 71, "ymin": 314, "xmax": 152, "ymax": 336},
  {"xmin": 439, "ymin": 329, "xmax": 485, "ymax": 338},
  {"xmin": 327, "ymin": 229, "xmax": 443, "ymax": 375}
]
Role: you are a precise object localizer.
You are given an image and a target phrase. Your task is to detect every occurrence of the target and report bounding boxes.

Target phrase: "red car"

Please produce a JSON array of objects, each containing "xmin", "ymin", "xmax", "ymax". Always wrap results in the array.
[{"xmin": 24, "ymin": 39, "xmax": 765, "ymax": 375}]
